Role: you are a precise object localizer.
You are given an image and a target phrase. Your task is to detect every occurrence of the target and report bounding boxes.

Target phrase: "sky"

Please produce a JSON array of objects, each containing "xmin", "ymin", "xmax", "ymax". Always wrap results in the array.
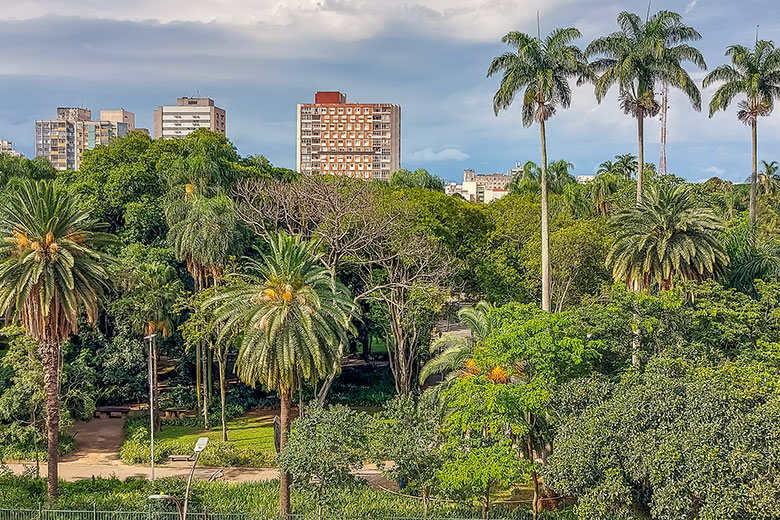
[{"xmin": 0, "ymin": 0, "xmax": 778, "ymax": 183}]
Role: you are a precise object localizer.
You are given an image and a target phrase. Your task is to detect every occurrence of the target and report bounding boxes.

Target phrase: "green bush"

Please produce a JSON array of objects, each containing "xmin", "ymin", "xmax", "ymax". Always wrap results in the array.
[
  {"xmin": 119, "ymin": 437, "xmax": 274, "ymax": 468},
  {"xmin": 0, "ymin": 474, "xmax": 572, "ymax": 519}
]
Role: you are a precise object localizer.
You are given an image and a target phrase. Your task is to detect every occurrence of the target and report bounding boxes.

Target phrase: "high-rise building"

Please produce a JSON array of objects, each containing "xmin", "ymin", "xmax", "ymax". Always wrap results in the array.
[
  {"xmin": 100, "ymin": 108, "xmax": 136, "ymax": 134},
  {"xmin": 296, "ymin": 91, "xmax": 401, "ymax": 180},
  {"xmin": 153, "ymin": 97, "xmax": 226, "ymax": 139},
  {"xmin": 35, "ymin": 107, "xmax": 128, "ymax": 170},
  {"xmin": 0, "ymin": 140, "xmax": 23, "ymax": 158}
]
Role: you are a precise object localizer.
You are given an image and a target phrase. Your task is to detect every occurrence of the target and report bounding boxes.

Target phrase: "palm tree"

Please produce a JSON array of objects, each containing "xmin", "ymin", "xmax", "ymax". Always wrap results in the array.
[
  {"xmin": 607, "ymin": 184, "xmax": 729, "ymax": 290},
  {"xmin": 587, "ymin": 10, "xmax": 706, "ymax": 202},
  {"xmin": 206, "ymin": 233, "xmax": 357, "ymax": 518},
  {"xmin": 597, "ymin": 160, "xmax": 616, "ymax": 176},
  {"xmin": 704, "ymin": 41, "xmax": 780, "ymax": 225},
  {"xmin": 167, "ymin": 194, "xmax": 242, "ymax": 428},
  {"xmin": 488, "ymin": 27, "xmax": 588, "ymax": 312},
  {"xmin": 614, "ymin": 153, "xmax": 639, "ymax": 179},
  {"xmin": 591, "ymin": 172, "xmax": 621, "ymax": 216},
  {"xmin": 725, "ymin": 223, "xmax": 780, "ymax": 296},
  {"xmin": 0, "ymin": 180, "xmax": 117, "ymax": 498},
  {"xmin": 758, "ymin": 160, "xmax": 780, "ymax": 195},
  {"xmin": 120, "ymin": 260, "xmax": 182, "ymax": 432},
  {"xmin": 419, "ymin": 301, "xmax": 498, "ymax": 388}
]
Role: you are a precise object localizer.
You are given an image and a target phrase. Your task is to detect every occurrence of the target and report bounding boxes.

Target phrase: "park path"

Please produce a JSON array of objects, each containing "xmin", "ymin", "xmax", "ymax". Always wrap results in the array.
[{"xmin": 5, "ymin": 417, "xmax": 390, "ymax": 486}]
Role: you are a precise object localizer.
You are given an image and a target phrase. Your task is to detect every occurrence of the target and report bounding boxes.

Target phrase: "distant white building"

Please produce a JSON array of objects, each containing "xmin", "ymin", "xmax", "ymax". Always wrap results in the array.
[
  {"xmin": 446, "ymin": 163, "xmax": 520, "ymax": 203},
  {"xmin": 0, "ymin": 140, "xmax": 23, "ymax": 158},
  {"xmin": 577, "ymin": 175, "xmax": 596, "ymax": 184}
]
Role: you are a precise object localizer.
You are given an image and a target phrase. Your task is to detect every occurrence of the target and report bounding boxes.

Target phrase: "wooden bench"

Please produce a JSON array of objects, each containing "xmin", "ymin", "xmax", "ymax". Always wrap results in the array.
[
  {"xmin": 168, "ymin": 454, "xmax": 196, "ymax": 462},
  {"xmin": 163, "ymin": 408, "xmax": 189, "ymax": 419},
  {"xmin": 94, "ymin": 406, "xmax": 131, "ymax": 419}
]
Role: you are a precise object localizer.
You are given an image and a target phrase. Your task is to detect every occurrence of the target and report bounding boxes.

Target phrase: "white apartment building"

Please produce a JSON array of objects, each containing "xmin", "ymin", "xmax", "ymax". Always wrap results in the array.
[
  {"xmin": 0, "ymin": 140, "xmax": 23, "ymax": 158},
  {"xmin": 153, "ymin": 97, "xmax": 226, "ymax": 139}
]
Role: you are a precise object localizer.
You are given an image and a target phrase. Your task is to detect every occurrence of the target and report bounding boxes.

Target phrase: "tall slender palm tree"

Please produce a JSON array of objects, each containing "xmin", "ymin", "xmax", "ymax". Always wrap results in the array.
[
  {"xmin": 607, "ymin": 184, "xmax": 729, "ymax": 290},
  {"xmin": 704, "ymin": 41, "xmax": 780, "ymax": 226},
  {"xmin": 206, "ymin": 233, "xmax": 357, "ymax": 518},
  {"xmin": 0, "ymin": 181, "xmax": 117, "ymax": 498},
  {"xmin": 488, "ymin": 27, "xmax": 589, "ymax": 312},
  {"xmin": 587, "ymin": 10, "xmax": 706, "ymax": 202},
  {"xmin": 167, "ymin": 194, "xmax": 243, "ymax": 428}
]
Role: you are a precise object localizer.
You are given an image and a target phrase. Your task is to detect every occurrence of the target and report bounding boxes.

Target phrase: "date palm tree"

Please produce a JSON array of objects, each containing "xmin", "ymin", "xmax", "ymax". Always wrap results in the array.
[
  {"xmin": 488, "ymin": 27, "xmax": 589, "ymax": 312},
  {"xmin": 587, "ymin": 10, "xmax": 705, "ymax": 202},
  {"xmin": 0, "ymin": 180, "xmax": 117, "ymax": 498},
  {"xmin": 419, "ymin": 301, "xmax": 498, "ymax": 388},
  {"xmin": 206, "ymin": 233, "xmax": 357, "ymax": 518},
  {"xmin": 607, "ymin": 184, "xmax": 728, "ymax": 290},
  {"xmin": 704, "ymin": 41, "xmax": 780, "ymax": 225}
]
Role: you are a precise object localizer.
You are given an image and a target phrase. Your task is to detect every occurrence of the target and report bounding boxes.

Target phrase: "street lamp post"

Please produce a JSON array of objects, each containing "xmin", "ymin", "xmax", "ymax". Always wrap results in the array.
[
  {"xmin": 183, "ymin": 437, "xmax": 209, "ymax": 519},
  {"xmin": 149, "ymin": 437, "xmax": 208, "ymax": 520},
  {"xmin": 144, "ymin": 333, "xmax": 158, "ymax": 482}
]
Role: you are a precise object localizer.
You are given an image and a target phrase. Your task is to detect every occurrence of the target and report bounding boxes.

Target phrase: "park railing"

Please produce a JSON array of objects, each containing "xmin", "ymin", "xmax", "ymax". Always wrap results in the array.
[{"xmin": 0, "ymin": 512, "xmax": 517, "ymax": 520}]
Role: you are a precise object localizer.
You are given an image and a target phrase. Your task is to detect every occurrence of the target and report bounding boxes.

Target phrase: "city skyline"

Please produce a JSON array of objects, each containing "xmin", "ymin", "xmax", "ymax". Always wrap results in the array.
[{"xmin": 0, "ymin": 0, "xmax": 778, "ymax": 182}]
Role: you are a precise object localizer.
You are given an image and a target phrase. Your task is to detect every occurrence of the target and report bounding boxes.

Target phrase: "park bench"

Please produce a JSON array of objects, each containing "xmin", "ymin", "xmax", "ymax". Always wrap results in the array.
[
  {"xmin": 168, "ymin": 454, "xmax": 196, "ymax": 462},
  {"xmin": 162, "ymin": 408, "xmax": 189, "ymax": 419},
  {"xmin": 94, "ymin": 406, "xmax": 131, "ymax": 419}
]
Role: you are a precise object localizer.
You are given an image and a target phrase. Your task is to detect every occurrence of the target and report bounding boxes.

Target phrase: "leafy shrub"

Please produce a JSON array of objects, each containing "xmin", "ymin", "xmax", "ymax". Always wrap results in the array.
[
  {"xmin": 328, "ymin": 365, "xmax": 395, "ymax": 406},
  {"xmin": 0, "ymin": 474, "xmax": 572, "ymax": 519}
]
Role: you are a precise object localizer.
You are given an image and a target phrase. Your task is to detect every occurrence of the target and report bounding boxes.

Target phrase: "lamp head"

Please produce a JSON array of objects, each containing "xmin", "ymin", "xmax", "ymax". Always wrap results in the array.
[{"xmin": 194, "ymin": 437, "xmax": 208, "ymax": 453}]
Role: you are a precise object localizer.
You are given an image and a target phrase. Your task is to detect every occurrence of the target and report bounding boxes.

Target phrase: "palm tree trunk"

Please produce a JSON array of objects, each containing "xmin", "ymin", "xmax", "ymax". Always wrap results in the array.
[
  {"xmin": 218, "ymin": 356, "xmax": 227, "ymax": 442},
  {"xmin": 40, "ymin": 339, "xmax": 60, "ymax": 499},
  {"xmin": 279, "ymin": 388, "xmax": 293, "ymax": 519},
  {"xmin": 539, "ymin": 119, "xmax": 551, "ymax": 313},
  {"xmin": 637, "ymin": 111, "xmax": 644, "ymax": 204},
  {"xmin": 750, "ymin": 119, "xmax": 757, "ymax": 226},
  {"xmin": 207, "ymin": 348, "xmax": 213, "ymax": 398}
]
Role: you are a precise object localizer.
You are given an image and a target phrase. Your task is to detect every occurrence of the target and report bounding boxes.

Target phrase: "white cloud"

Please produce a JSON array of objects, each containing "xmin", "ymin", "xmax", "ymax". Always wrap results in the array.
[
  {"xmin": 0, "ymin": 0, "xmax": 580, "ymax": 42},
  {"xmin": 685, "ymin": 0, "xmax": 698, "ymax": 13},
  {"xmin": 701, "ymin": 165, "xmax": 725, "ymax": 176},
  {"xmin": 408, "ymin": 147, "xmax": 470, "ymax": 162}
]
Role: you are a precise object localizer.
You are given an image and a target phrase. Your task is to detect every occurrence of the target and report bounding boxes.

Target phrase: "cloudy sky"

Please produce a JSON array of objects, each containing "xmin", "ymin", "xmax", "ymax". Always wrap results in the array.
[{"xmin": 0, "ymin": 0, "xmax": 778, "ymax": 182}]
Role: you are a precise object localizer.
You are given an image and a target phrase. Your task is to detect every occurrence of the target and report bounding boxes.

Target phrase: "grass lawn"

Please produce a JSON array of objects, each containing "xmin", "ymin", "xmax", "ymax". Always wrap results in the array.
[{"xmin": 157, "ymin": 412, "xmax": 276, "ymax": 454}]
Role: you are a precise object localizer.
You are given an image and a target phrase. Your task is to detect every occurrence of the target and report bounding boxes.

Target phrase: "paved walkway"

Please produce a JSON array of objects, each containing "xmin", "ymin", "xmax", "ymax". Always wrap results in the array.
[{"xmin": 5, "ymin": 417, "xmax": 391, "ymax": 486}]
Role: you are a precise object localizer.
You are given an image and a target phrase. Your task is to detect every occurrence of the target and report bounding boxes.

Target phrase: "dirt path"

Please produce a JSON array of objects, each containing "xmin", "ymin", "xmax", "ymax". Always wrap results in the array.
[{"xmin": 7, "ymin": 417, "xmax": 393, "ymax": 487}]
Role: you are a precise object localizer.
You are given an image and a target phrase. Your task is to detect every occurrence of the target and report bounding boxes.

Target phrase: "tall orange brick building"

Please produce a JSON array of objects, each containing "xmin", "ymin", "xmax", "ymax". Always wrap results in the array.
[{"xmin": 296, "ymin": 91, "xmax": 401, "ymax": 180}]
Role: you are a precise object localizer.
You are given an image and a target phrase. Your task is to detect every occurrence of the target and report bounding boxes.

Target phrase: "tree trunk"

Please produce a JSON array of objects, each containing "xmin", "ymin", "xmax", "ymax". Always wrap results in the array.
[
  {"xmin": 201, "ymin": 341, "xmax": 209, "ymax": 429},
  {"xmin": 750, "ymin": 119, "xmax": 757, "ymax": 226},
  {"xmin": 422, "ymin": 489, "xmax": 429, "ymax": 520},
  {"xmin": 316, "ymin": 342, "xmax": 343, "ymax": 404},
  {"xmin": 637, "ymin": 112, "xmax": 644, "ymax": 204},
  {"xmin": 539, "ymin": 119, "xmax": 551, "ymax": 313},
  {"xmin": 526, "ymin": 413, "xmax": 539, "ymax": 520},
  {"xmin": 482, "ymin": 483, "xmax": 490, "ymax": 520},
  {"xmin": 195, "ymin": 336, "xmax": 201, "ymax": 406},
  {"xmin": 207, "ymin": 347, "xmax": 213, "ymax": 398},
  {"xmin": 40, "ymin": 339, "xmax": 60, "ymax": 499},
  {"xmin": 152, "ymin": 337, "xmax": 161, "ymax": 433},
  {"xmin": 218, "ymin": 357, "xmax": 227, "ymax": 442},
  {"xmin": 279, "ymin": 388, "xmax": 293, "ymax": 519}
]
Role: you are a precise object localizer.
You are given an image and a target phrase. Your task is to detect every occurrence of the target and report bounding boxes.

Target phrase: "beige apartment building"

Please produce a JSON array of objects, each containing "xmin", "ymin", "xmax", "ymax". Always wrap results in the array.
[
  {"xmin": 0, "ymin": 140, "xmax": 23, "ymax": 157},
  {"xmin": 153, "ymin": 97, "xmax": 226, "ymax": 139},
  {"xmin": 296, "ymin": 91, "xmax": 401, "ymax": 180},
  {"xmin": 35, "ymin": 107, "xmax": 130, "ymax": 170},
  {"xmin": 100, "ymin": 109, "xmax": 136, "ymax": 134}
]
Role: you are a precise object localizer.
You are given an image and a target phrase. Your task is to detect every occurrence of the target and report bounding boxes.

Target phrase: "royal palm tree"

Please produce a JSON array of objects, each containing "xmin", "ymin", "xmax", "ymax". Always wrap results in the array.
[
  {"xmin": 419, "ymin": 301, "xmax": 498, "ymax": 388},
  {"xmin": 488, "ymin": 27, "xmax": 589, "ymax": 312},
  {"xmin": 704, "ymin": 41, "xmax": 780, "ymax": 225},
  {"xmin": 587, "ymin": 11, "xmax": 706, "ymax": 202},
  {"xmin": 167, "ymin": 194, "xmax": 243, "ymax": 428},
  {"xmin": 0, "ymin": 181, "xmax": 117, "ymax": 498},
  {"xmin": 206, "ymin": 233, "xmax": 357, "ymax": 518},
  {"xmin": 614, "ymin": 153, "xmax": 639, "ymax": 179},
  {"xmin": 548, "ymin": 160, "xmax": 576, "ymax": 194},
  {"xmin": 607, "ymin": 184, "xmax": 729, "ymax": 290}
]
